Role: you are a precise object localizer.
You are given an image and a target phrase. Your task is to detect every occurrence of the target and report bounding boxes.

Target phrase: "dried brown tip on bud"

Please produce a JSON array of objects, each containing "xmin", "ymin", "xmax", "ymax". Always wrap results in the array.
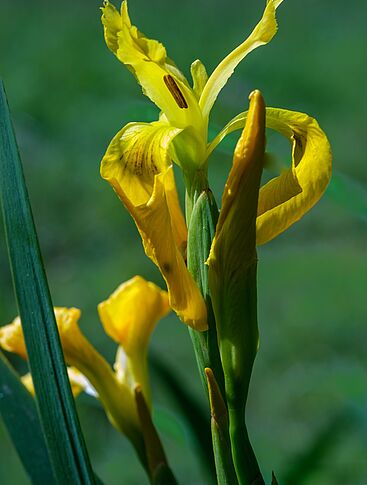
[{"xmin": 205, "ymin": 367, "xmax": 228, "ymax": 425}]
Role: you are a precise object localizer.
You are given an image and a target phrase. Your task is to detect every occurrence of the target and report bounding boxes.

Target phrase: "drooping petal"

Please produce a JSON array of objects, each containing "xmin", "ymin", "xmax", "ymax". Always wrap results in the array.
[
  {"xmin": 199, "ymin": 0, "xmax": 284, "ymax": 118},
  {"xmin": 101, "ymin": 121, "xmax": 181, "ymax": 206},
  {"xmin": 101, "ymin": 122, "xmax": 208, "ymax": 331},
  {"xmin": 98, "ymin": 276, "xmax": 170, "ymax": 355},
  {"xmin": 206, "ymin": 106, "xmax": 332, "ymax": 244},
  {"xmin": 101, "ymin": 1, "xmax": 204, "ymax": 130},
  {"xmin": 257, "ymin": 108, "xmax": 332, "ymax": 244}
]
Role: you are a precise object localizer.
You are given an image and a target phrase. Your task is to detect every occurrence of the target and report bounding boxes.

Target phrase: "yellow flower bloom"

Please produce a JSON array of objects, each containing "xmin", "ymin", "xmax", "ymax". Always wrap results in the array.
[
  {"xmin": 100, "ymin": 0, "xmax": 284, "ymax": 330},
  {"xmin": 98, "ymin": 276, "xmax": 169, "ymax": 403},
  {"xmin": 0, "ymin": 308, "xmax": 142, "ymax": 449}
]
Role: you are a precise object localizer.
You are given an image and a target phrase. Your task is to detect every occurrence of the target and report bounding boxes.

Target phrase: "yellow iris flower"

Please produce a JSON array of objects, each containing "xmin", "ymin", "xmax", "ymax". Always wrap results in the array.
[
  {"xmin": 98, "ymin": 275, "xmax": 170, "ymax": 405},
  {"xmin": 100, "ymin": 0, "xmax": 331, "ymax": 330},
  {"xmin": 0, "ymin": 276, "xmax": 169, "ymax": 454}
]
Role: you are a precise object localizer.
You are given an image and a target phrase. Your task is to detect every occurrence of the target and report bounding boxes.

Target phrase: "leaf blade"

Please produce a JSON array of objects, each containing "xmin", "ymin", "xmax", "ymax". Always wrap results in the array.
[
  {"xmin": 0, "ymin": 80, "xmax": 96, "ymax": 484},
  {"xmin": 0, "ymin": 350, "xmax": 56, "ymax": 484}
]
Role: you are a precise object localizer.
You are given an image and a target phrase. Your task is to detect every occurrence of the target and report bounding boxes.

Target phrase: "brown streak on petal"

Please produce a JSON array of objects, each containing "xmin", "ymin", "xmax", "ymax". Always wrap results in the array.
[{"xmin": 163, "ymin": 75, "xmax": 188, "ymax": 109}]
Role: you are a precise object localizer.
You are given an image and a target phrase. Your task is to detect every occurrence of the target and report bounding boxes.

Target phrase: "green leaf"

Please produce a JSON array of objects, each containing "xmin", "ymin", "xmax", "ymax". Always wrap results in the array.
[
  {"xmin": 0, "ymin": 350, "xmax": 56, "ymax": 484},
  {"xmin": 0, "ymin": 80, "xmax": 96, "ymax": 484}
]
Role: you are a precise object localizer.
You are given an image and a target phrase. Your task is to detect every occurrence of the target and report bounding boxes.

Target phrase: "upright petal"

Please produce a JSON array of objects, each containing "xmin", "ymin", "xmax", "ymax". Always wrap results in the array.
[
  {"xmin": 98, "ymin": 276, "xmax": 170, "ymax": 404},
  {"xmin": 199, "ymin": 0, "xmax": 283, "ymax": 118},
  {"xmin": 256, "ymin": 108, "xmax": 332, "ymax": 244},
  {"xmin": 98, "ymin": 276, "xmax": 170, "ymax": 355},
  {"xmin": 101, "ymin": 1, "xmax": 204, "ymax": 130},
  {"xmin": 101, "ymin": 122, "xmax": 208, "ymax": 331}
]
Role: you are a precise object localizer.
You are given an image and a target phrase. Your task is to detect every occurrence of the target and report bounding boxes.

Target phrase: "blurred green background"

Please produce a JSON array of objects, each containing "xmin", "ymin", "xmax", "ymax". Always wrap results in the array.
[{"xmin": 1, "ymin": 0, "xmax": 366, "ymax": 483}]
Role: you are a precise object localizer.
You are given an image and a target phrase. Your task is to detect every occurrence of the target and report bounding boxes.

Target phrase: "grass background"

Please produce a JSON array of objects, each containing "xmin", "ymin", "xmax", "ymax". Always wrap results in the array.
[{"xmin": 0, "ymin": 0, "xmax": 366, "ymax": 483}]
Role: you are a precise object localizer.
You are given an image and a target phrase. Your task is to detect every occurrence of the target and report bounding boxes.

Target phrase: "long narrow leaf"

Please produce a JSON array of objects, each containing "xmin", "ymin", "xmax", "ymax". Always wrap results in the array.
[
  {"xmin": 0, "ymin": 80, "xmax": 96, "ymax": 484},
  {"xmin": 0, "ymin": 351, "xmax": 56, "ymax": 484}
]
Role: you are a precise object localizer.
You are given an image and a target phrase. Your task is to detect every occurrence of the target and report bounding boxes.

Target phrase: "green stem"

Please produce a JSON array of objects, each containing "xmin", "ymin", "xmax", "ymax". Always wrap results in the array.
[
  {"xmin": 185, "ymin": 168, "xmax": 236, "ymax": 483},
  {"xmin": 228, "ymin": 406, "xmax": 264, "ymax": 485},
  {"xmin": 185, "ymin": 169, "xmax": 225, "ymax": 398}
]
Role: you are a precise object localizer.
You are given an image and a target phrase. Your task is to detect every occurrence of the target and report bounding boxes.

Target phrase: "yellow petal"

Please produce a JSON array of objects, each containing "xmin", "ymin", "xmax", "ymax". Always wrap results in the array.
[
  {"xmin": 98, "ymin": 276, "xmax": 170, "ymax": 354},
  {"xmin": 199, "ymin": 0, "xmax": 283, "ymax": 118},
  {"xmin": 101, "ymin": 0, "xmax": 123, "ymax": 53},
  {"xmin": 101, "ymin": 1, "xmax": 204, "ymax": 130},
  {"xmin": 206, "ymin": 105, "xmax": 332, "ymax": 244},
  {"xmin": 0, "ymin": 316, "xmax": 27, "ymax": 359},
  {"xmin": 101, "ymin": 123, "xmax": 208, "ymax": 331},
  {"xmin": 256, "ymin": 108, "xmax": 332, "ymax": 244},
  {"xmin": 100, "ymin": 121, "xmax": 181, "ymax": 206},
  {"xmin": 190, "ymin": 59, "xmax": 209, "ymax": 99},
  {"xmin": 98, "ymin": 276, "xmax": 170, "ymax": 405}
]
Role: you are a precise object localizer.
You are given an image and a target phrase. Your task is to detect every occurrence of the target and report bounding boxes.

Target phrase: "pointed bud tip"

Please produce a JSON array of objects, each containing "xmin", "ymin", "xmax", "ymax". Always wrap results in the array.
[
  {"xmin": 249, "ymin": 89, "xmax": 265, "ymax": 111},
  {"xmin": 205, "ymin": 367, "xmax": 228, "ymax": 423}
]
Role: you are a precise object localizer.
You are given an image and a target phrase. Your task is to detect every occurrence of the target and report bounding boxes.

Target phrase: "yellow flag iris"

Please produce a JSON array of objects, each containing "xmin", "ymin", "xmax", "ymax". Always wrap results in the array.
[
  {"xmin": 0, "ymin": 277, "xmax": 169, "ymax": 450},
  {"xmin": 100, "ymin": 0, "xmax": 331, "ymax": 330}
]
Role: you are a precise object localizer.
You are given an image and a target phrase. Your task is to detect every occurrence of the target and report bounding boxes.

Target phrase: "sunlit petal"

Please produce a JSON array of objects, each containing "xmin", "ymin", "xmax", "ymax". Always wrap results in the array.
[
  {"xmin": 257, "ymin": 108, "xmax": 332, "ymax": 244},
  {"xmin": 98, "ymin": 276, "xmax": 170, "ymax": 355},
  {"xmin": 200, "ymin": 0, "xmax": 283, "ymax": 118},
  {"xmin": 101, "ymin": 122, "xmax": 208, "ymax": 331},
  {"xmin": 101, "ymin": 1, "xmax": 203, "ymax": 130}
]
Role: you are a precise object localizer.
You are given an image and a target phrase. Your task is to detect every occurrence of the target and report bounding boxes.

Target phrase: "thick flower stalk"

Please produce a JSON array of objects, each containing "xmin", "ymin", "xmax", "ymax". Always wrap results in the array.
[{"xmin": 99, "ymin": 1, "xmax": 332, "ymax": 483}]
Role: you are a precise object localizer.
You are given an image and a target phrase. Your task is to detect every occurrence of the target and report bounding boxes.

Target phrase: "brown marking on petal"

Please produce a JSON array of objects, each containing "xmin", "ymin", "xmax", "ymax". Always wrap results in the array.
[
  {"xmin": 162, "ymin": 262, "xmax": 171, "ymax": 273},
  {"xmin": 163, "ymin": 75, "xmax": 188, "ymax": 109}
]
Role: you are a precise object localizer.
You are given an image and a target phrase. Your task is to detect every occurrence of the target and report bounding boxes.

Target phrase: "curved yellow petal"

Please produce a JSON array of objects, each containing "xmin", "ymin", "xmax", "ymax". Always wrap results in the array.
[
  {"xmin": 98, "ymin": 276, "xmax": 169, "ymax": 404},
  {"xmin": 257, "ymin": 108, "xmax": 332, "ymax": 244},
  {"xmin": 199, "ymin": 0, "xmax": 283, "ymax": 118},
  {"xmin": 0, "ymin": 316, "xmax": 27, "ymax": 359},
  {"xmin": 101, "ymin": 1, "xmax": 204, "ymax": 130},
  {"xmin": 98, "ymin": 276, "xmax": 170, "ymax": 355},
  {"xmin": 206, "ymin": 105, "xmax": 332, "ymax": 244},
  {"xmin": 101, "ymin": 122, "xmax": 207, "ymax": 331}
]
